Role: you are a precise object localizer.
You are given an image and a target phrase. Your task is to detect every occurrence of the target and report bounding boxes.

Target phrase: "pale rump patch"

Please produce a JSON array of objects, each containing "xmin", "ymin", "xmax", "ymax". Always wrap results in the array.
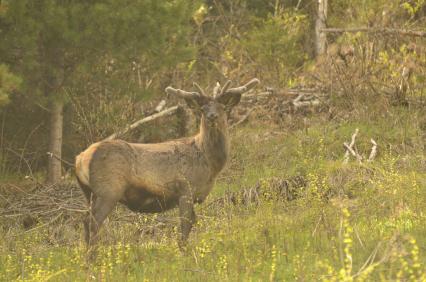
[{"xmin": 75, "ymin": 142, "xmax": 101, "ymax": 186}]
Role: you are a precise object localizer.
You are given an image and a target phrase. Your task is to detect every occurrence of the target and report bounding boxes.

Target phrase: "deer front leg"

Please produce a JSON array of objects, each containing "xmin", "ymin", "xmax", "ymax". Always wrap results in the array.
[{"xmin": 178, "ymin": 194, "xmax": 196, "ymax": 248}]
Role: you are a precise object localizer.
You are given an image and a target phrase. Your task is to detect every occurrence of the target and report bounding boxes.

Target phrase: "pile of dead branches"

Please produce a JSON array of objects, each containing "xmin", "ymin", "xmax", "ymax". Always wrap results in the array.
[
  {"xmin": 234, "ymin": 86, "xmax": 327, "ymax": 125},
  {"xmin": 0, "ymin": 175, "xmax": 308, "ymax": 231},
  {"xmin": 0, "ymin": 181, "xmax": 87, "ymax": 228},
  {"xmin": 246, "ymin": 87, "xmax": 325, "ymax": 106}
]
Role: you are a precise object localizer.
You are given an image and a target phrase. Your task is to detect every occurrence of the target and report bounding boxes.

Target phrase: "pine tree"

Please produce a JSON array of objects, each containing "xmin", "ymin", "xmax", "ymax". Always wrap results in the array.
[{"xmin": 0, "ymin": 0, "xmax": 196, "ymax": 183}]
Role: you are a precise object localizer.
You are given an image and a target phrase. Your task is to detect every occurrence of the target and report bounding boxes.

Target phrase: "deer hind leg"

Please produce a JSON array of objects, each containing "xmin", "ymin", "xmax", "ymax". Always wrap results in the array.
[
  {"xmin": 178, "ymin": 194, "xmax": 196, "ymax": 248},
  {"xmin": 85, "ymin": 195, "xmax": 118, "ymax": 248},
  {"xmin": 77, "ymin": 179, "xmax": 95, "ymax": 204},
  {"xmin": 77, "ymin": 180, "xmax": 98, "ymax": 246}
]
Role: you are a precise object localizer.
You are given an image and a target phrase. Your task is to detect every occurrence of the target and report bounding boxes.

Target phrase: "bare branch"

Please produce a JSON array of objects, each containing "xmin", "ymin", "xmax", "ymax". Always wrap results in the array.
[
  {"xmin": 46, "ymin": 152, "xmax": 75, "ymax": 167},
  {"xmin": 293, "ymin": 94, "xmax": 304, "ymax": 103},
  {"xmin": 154, "ymin": 100, "xmax": 166, "ymax": 112},
  {"xmin": 292, "ymin": 93, "xmax": 321, "ymax": 108},
  {"xmin": 344, "ymin": 128, "xmax": 359, "ymax": 164},
  {"xmin": 321, "ymin": 27, "xmax": 426, "ymax": 37},
  {"xmin": 104, "ymin": 106, "xmax": 180, "ymax": 141},
  {"xmin": 293, "ymin": 99, "xmax": 321, "ymax": 108},
  {"xmin": 241, "ymin": 91, "xmax": 273, "ymax": 100},
  {"xmin": 295, "ymin": 0, "xmax": 303, "ymax": 10},
  {"xmin": 368, "ymin": 139, "xmax": 378, "ymax": 162},
  {"xmin": 230, "ymin": 109, "xmax": 254, "ymax": 130},
  {"xmin": 344, "ymin": 142, "xmax": 363, "ymax": 163}
]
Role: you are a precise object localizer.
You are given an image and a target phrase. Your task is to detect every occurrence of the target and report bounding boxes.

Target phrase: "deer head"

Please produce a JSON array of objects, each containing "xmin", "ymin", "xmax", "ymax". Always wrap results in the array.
[
  {"xmin": 165, "ymin": 78, "xmax": 260, "ymax": 173},
  {"xmin": 165, "ymin": 78, "xmax": 260, "ymax": 126}
]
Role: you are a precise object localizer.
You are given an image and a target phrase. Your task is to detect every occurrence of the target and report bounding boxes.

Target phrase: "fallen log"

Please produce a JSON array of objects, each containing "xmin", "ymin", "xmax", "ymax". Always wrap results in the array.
[
  {"xmin": 321, "ymin": 27, "xmax": 426, "ymax": 37},
  {"xmin": 242, "ymin": 88, "xmax": 324, "ymax": 99},
  {"xmin": 292, "ymin": 93, "xmax": 321, "ymax": 109}
]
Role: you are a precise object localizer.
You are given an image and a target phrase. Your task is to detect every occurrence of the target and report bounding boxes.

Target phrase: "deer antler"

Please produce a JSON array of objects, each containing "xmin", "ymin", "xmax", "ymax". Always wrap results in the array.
[
  {"xmin": 193, "ymin": 82, "xmax": 206, "ymax": 96},
  {"xmin": 165, "ymin": 85, "xmax": 209, "ymax": 109},
  {"xmin": 165, "ymin": 80, "xmax": 209, "ymax": 98},
  {"xmin": 216, "ymin": 78, "xmax": 260, "ymax": 99},
  {"xmin": 213, "ymin": 82, "xmax": 221, "ymax": 98},
  {"xmin": 226, "ymin": 78, "xmax": 260, "ymax": 94},
  {"xmin": 220, "ymin": 80, "xmax": 232, "ymax": 96},
  {"xmin": 165, "ymin": 87, "xmax": 200, "ymax": 99}
]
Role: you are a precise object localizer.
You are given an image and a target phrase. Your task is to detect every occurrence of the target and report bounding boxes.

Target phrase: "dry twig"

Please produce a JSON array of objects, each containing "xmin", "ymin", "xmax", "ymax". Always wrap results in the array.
[
  {"xmin": 368, "ymin": 139, "xmax": 378, "ymax": 162},
  {"xmin": 343, "ymin": 128, "xmax": 359, "ymax": 164},
  {"xmin": 230, "ymin": 109, "xmax": 254, "ymax": 129},
  {"xmin": 343, "ymin": 129, "xmax": 378, "ymax": 164}
]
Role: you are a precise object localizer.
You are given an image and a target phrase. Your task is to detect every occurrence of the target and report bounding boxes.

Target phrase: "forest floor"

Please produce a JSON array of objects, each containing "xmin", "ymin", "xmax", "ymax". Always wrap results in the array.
[{"xmin": 0, "ymin": 105, "xmax": 425, "ymax": 281}]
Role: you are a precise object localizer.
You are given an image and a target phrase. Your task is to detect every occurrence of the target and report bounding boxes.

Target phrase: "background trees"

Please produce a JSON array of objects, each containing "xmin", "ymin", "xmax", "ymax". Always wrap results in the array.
[
  {"xmin": 0, "ymin": 0, "xmax": 424, "ymax": 183},
  {"xmin": 0, "ymin": 0, "xmax": 197, "ymax": 182},
  {"xmin": 0, "ymin": 64, "xmax": 21, "ymax": 106}
]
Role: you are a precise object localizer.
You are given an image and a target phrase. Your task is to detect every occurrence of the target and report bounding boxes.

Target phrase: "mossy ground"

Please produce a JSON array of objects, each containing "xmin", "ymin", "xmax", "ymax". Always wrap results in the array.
[{"xmin": 1, "ymin": 106, "xmax": 425, "ymax": 281}]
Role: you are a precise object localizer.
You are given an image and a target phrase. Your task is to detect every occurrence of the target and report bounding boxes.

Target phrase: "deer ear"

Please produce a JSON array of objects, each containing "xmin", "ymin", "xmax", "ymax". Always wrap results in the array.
[
  {"xmin": 216, "ymin": 92, "xmax": 242, "ymax": 110},
  {"xmin": 183, "ymin": 96, "xmax": 204, "ymax": 111},
  {"xmin": 215, "ymin": 78, "xmax": 259, "ymax": 110}
]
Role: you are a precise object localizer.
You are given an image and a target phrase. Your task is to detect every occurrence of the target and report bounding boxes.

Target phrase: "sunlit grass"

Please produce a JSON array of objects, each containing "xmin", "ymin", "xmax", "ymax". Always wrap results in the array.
[{"xmin": 1, "ymin": 108, "xmax": 425, "ymax": 281}]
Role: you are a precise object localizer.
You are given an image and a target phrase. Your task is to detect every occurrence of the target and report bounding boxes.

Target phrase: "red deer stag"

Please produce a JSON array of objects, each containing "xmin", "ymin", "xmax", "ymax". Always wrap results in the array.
[{"xmin": 75, "ymin": 78, "xmax": 260, "ymax": 248}]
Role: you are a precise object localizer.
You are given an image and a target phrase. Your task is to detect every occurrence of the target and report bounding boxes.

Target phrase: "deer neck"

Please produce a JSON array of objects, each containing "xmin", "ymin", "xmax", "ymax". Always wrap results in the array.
[{"xmin": 196, "ymin": 116, "xmax": 229, "ymax": 175}]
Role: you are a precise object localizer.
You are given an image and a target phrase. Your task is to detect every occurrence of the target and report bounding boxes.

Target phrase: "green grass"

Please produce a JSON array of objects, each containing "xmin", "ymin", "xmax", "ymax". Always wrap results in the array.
[{"xmin": 1, "ymin": 107, "xmax": 425, "ymax": 281}]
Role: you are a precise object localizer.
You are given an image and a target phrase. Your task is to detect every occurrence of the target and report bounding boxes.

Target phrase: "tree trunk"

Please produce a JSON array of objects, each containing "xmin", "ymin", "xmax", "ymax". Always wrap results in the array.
[
  {"xmin": 47, "ymin": 99, "xmax": 63, "ymax": 184},
  {"xmin": 175, "ymin": 106, "xmax": 187, "ymax": 137},
  {"xmin": 315, "ymin": 0, "xmax": 328, "ymax": 56}
]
